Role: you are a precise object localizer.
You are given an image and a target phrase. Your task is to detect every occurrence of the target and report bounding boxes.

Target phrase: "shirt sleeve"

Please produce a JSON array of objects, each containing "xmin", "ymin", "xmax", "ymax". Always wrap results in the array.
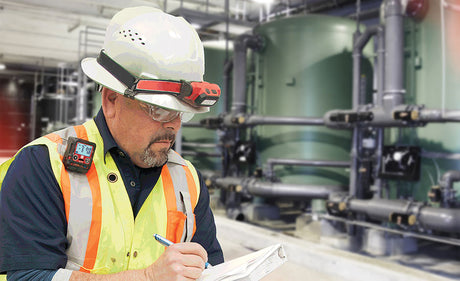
[
  {"xmin": 0, "ymin": 145, "xmax": 68, "ymax": 273},
  {"xmin": 191, "ymin": 170, "xmax": 224, "ymax": 265},
  {"xmin": 7, "ymin": 269, "xmax": 56, "ymax": 281}
]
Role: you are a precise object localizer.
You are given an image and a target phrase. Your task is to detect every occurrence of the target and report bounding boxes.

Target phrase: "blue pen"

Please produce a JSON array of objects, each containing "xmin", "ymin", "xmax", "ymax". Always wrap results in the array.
[{"xmin": 154, "ymin": 234, "xmax": 211, "ymax": 269}]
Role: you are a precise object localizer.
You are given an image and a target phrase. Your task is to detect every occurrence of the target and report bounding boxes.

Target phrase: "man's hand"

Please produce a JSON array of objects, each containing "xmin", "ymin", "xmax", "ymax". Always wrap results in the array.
[
  {"xmin": 145, "ymin": 242, "xmax": 208, "ymax": 281},
  {"xmin": 69, "ymin": 242, "xmax": 208, "ymax": 281}
]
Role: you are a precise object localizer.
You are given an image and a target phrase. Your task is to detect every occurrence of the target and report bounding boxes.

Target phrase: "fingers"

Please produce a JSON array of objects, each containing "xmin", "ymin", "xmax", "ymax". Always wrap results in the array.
[
  {"xmin": 146, "ymin": 242, "xmax": 208, "ymax": 281},
  {"xmin": 171, "ymin": 242, "xmax": 208, "ymax": 264}
]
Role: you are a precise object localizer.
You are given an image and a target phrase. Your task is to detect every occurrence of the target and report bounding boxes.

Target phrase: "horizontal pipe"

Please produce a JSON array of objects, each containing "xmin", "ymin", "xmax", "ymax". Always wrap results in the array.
[
  {"xmin": 244, "ymin": 115, "xmax": 325, "ymax": 126},
  {"xmin": 212, "ymin": 177, "xmax": 345, "ymax": 199},
  {"xmin": 182, "ymin": 142, "xmax": 221, "ymax": 148},
  {"xmin": 181, "ymin": 151, "xmax": 221, "ymax": 158},
  {"xmin": 265, "ymin": 158, "xmax": 350, "ymax": 179},
  {"xmin": 324, "ymin": 106, "xmax": 460, "ymax": 129},
  {"xmin": 182, "ymin": 122, "xmax": 203, "ymax": 128},
  {"xmin": 267, "ymin": 158, "xmax": 350, "ymax": 168},
  {"xmin": 331, "ymin": 197, "xmax": 460, "ymax": 234}
]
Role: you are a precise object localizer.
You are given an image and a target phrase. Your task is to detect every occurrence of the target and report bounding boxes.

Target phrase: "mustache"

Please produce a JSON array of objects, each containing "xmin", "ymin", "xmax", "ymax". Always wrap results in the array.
[{"xmin": 149, "ymin": 131, "xmax": 176, "ymax": 144}]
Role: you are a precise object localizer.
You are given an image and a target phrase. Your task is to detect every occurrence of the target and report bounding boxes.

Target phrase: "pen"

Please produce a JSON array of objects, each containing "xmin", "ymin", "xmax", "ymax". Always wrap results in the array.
[{"xmin": 154, "ymin": 234, "xmax": 211, "ymax": 269}]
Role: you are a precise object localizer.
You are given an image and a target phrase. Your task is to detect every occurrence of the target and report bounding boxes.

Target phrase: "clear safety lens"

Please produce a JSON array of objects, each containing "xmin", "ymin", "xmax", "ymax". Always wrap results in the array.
[{"xmin": 139, "ymin": 102, "xmax": 183, "ymax": 122}]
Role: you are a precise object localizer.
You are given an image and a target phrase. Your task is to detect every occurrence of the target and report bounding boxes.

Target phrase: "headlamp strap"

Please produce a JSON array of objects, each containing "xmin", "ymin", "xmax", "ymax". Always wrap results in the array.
[
  {"xmin": 96, "ymin": 50, "xmax": 220, "ymax": 106},
  {"xmin": 97, "ymin": 50, "xmax": 138, "ymax": 98}
]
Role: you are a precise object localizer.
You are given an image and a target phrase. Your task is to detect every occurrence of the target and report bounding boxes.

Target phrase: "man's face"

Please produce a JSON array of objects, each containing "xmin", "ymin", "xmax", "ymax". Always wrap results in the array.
[{"xmin": 104, "ymin": 89, "xmax": 182, "ymax": 168}]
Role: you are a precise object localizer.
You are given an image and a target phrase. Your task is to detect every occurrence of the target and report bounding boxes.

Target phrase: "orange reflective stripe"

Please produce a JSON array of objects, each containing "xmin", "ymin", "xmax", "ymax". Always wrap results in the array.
[
  {"xmin": 183, "ymin": 166, "xmax": 197, "ymax": 209},
  {"xmin": 73, "ymin": 125, "xmax": 88, "ymax": 140},
  {"xmin": 44, "ymin": 132, "xmax": 63, "ymax": 146},
  {"xmin": 81, "ymin": 163, "xmax": 102, "ymax": 272},
  {"xmin": 182, "ymin": 166, "xmax": 198, "ymax": 237},
  {"xmin": 162, "ymin": 165, "xmax": 177, "ymax": 211}
]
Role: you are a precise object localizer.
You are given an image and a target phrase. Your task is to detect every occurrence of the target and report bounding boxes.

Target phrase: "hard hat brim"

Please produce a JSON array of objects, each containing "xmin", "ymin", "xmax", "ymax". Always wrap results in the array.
[{"xmin": 81, "ymin": 57, "xmax": 209, "ymax": 114}]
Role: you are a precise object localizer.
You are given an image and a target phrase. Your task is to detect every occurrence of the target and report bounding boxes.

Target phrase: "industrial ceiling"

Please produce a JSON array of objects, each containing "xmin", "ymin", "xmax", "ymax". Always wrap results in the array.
[
  {"xmin": 0, "ymin": 0, "xmax": 377, "ymax": 75},
  {"xmin": 0, "ymin": 0, "xmax": 288, "ymax": 70}
]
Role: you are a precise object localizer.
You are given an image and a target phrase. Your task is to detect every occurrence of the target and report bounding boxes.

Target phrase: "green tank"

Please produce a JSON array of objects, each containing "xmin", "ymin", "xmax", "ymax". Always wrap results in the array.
[
  {"xmin": 396, "ymin": 0, "xmax": 460, "ymax": 202},
  {"xmin": 252, "ymin": 15, "xmax": 373, "ymax": 185}
]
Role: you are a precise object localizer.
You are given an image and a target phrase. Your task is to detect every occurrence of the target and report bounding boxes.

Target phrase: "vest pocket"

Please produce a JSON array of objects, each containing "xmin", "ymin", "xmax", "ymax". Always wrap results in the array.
[{"xmin": 166, "ymin": 210, "xmax": 187, "ymax": 243}]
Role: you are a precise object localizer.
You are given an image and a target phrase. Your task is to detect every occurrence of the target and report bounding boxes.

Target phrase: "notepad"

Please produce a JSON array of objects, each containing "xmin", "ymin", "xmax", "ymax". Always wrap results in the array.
[{"xmin": 198, "ymin": 244, "xmax": 287, "ymax": 281}]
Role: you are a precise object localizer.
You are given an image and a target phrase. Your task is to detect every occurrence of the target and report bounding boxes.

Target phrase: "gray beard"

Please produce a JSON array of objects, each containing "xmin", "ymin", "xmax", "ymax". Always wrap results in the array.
[{"xmin": 141, "ymin": 147, "xmax": 169, "ymax": 167}]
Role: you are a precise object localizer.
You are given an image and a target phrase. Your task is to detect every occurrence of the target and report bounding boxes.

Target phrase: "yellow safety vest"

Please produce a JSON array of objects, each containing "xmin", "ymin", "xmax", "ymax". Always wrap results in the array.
[{"xmin": 0, "ymin": 119, "xmax": 200, "ymax": 275}]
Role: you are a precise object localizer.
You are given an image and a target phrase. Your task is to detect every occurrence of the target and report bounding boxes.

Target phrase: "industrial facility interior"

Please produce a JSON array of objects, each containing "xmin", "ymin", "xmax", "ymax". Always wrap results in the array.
[{"xmin": 1, "ymin": 0, "xmax": 460, "ymax": 280}]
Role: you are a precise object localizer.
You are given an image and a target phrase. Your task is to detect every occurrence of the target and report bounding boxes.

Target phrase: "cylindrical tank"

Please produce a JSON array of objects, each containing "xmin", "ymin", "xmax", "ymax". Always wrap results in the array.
[
  {"xmin": 253, "ymin": 15, "xmax": 373, "ymax": 185},
  {"xmin": 398, "ymin": 0, "xmax": 460, "ymax": 201}
]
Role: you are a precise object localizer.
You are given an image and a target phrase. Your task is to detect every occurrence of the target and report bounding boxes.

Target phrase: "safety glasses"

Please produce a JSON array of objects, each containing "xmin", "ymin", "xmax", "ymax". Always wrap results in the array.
[{"xmin": 138, "ymin": 101, "xmax": 183, "ymax": 123}]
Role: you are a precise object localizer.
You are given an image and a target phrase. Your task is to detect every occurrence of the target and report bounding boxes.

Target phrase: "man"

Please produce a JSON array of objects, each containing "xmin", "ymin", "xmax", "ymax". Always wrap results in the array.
[{"xmin": 0, "ymin": 6, "xmax": 223, "ymax": 281}]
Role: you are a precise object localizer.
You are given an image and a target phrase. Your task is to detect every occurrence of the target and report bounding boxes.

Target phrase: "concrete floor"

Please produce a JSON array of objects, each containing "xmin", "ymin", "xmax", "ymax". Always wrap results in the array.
[{"xmin": 215, "ymin": 215, "xmax": 458, "ymax": 281}]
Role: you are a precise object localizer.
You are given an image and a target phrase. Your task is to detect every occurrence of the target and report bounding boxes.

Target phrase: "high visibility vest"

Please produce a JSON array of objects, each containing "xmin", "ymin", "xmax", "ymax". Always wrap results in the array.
[{"xmin": 0, "ymin": 120, "xmax": 200, "ymax": 274}]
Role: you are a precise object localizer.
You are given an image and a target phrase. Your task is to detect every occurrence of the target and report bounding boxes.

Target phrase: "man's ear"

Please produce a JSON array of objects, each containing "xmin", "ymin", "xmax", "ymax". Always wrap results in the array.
[{"xmin": 101, "ymin": 87, "xmax": 119, "ymax": 118}]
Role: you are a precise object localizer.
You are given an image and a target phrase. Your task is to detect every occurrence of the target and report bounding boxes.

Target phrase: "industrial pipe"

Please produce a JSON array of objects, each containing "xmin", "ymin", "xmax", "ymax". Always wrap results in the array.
[
  {"xmin": 231, "ymin": 34, "xmax": 264, "ymax": 115},
  {"xmin": 243, "ymin": 115, "xmax": 324, "ymax": 126},
  {"xmin": 440, "ymin": 170, "xmax": 460, "ymax": 190},
  {"xmin": 324, "ymin": 107, "xmax": 460, "ymax": 129},
  {"xmin": 210, "ymin": 176, "xmax": 345, "ymax": 200},
  {"xmin": 181, "ymin": 151, "xmax": 221, "ymax": 158},
  {"xmin": 265, "ymin": 158, "xmax": 350, "ymax": 179},
  {"xmin": 383, "ymin": 0, "xmax": 405, "ymax": 110},
  {"xmin": 328, "ymin": 197, "xmax": 460, "ymax": 234},
  {"xmin": 182, "ymin": 142, "xmax": 221, "ymax": 149},
  {"xmin": 222, "ymin": 59, "xmax": 233, "ymax": 113}
]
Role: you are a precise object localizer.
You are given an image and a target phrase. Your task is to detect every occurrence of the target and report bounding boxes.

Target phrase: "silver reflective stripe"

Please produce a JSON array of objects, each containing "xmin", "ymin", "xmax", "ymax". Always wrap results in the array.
[
  {"xmin": 166, "ymin": 160, "xmax": 195, "ymax": 243},
  {"xmin": 51, "ymin": 269, "xmax": 73, "ymax": 281},
  {"xmin": 54, "ymin": 127, "xmax": 93, "ymax": 267},
  {"xmin": 179, "ymin": 191, "xmax": 194, "ymax": 243}
]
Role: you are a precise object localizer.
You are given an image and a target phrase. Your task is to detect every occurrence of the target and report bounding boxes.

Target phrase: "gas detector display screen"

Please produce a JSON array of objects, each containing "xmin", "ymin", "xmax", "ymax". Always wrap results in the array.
[{"xmin": 75, "ymin": 142, "xmax": 93, "ymax": 157}]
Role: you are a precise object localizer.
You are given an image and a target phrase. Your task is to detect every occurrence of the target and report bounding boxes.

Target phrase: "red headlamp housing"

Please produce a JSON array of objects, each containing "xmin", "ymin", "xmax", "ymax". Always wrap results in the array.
[{"xmin": 135, "ymin": 79, "xmax": 220, "ymax": 107}]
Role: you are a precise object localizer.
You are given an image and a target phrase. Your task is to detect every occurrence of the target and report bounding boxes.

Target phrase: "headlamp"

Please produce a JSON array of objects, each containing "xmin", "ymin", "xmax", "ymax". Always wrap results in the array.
[{"xmin": 97, "ymin": 51, "xmax": 220, "ymax": 108}]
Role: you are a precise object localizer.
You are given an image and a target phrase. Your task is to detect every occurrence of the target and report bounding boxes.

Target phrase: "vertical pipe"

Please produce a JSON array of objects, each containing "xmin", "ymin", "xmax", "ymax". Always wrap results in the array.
[
  {"xmin": 232, "ymin": 39, "xmax": 248, "ymax": 115},
  {"xmin": 383, "ymin": 0, "xmax": 405, "ymax": 111}
]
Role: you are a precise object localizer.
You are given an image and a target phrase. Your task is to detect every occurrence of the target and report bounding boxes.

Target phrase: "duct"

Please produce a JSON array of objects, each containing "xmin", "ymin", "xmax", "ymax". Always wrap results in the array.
[
  {"xmin": 265, "ymin": 158, "xmax": 350, "ymax": 179},
  {"xmin": 211, "ymin": 177, "xmax": 345, "ymax": 200},
  {"xmin": 231, "ymin": 34, "xmax": 264, "ymax": 115},
  {"xmin": 329, "ymin": 197, "xmax": 460, "ymax": 234},
  {"xmin": 383, "ymin": 0, "xmax": 405, "ymax": 111}
]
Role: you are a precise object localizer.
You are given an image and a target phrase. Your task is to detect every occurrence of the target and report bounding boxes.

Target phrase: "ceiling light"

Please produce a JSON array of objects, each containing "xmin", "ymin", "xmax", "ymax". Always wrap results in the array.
[{"xmin": 0, "ymin": 63, "xmax": 6, "ymax": 70}]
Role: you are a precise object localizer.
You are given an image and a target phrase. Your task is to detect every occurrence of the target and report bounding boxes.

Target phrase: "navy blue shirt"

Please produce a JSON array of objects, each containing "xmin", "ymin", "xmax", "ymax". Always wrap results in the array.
[{"xmin": 0, "ymin": 109, "xmax": 223, "ymax": 276}]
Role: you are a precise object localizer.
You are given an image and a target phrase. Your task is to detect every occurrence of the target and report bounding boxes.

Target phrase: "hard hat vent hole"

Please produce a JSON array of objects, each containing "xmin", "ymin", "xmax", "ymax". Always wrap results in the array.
[{"xmin": 118, "ymin": 29, "xmax": 146, "ymax": 46}]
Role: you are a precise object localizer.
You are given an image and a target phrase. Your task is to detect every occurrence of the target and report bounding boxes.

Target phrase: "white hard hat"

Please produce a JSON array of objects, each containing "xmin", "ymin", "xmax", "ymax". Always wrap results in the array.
[{"xmin": 81, "ymin": 6, "xmax": 209, "ymax": 114}]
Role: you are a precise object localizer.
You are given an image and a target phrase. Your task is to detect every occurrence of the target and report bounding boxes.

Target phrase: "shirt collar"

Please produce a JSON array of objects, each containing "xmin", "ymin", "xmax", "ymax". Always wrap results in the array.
[{"xmin": 94, "ymin": 108, "xmax": 119, "ymax": 156}]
